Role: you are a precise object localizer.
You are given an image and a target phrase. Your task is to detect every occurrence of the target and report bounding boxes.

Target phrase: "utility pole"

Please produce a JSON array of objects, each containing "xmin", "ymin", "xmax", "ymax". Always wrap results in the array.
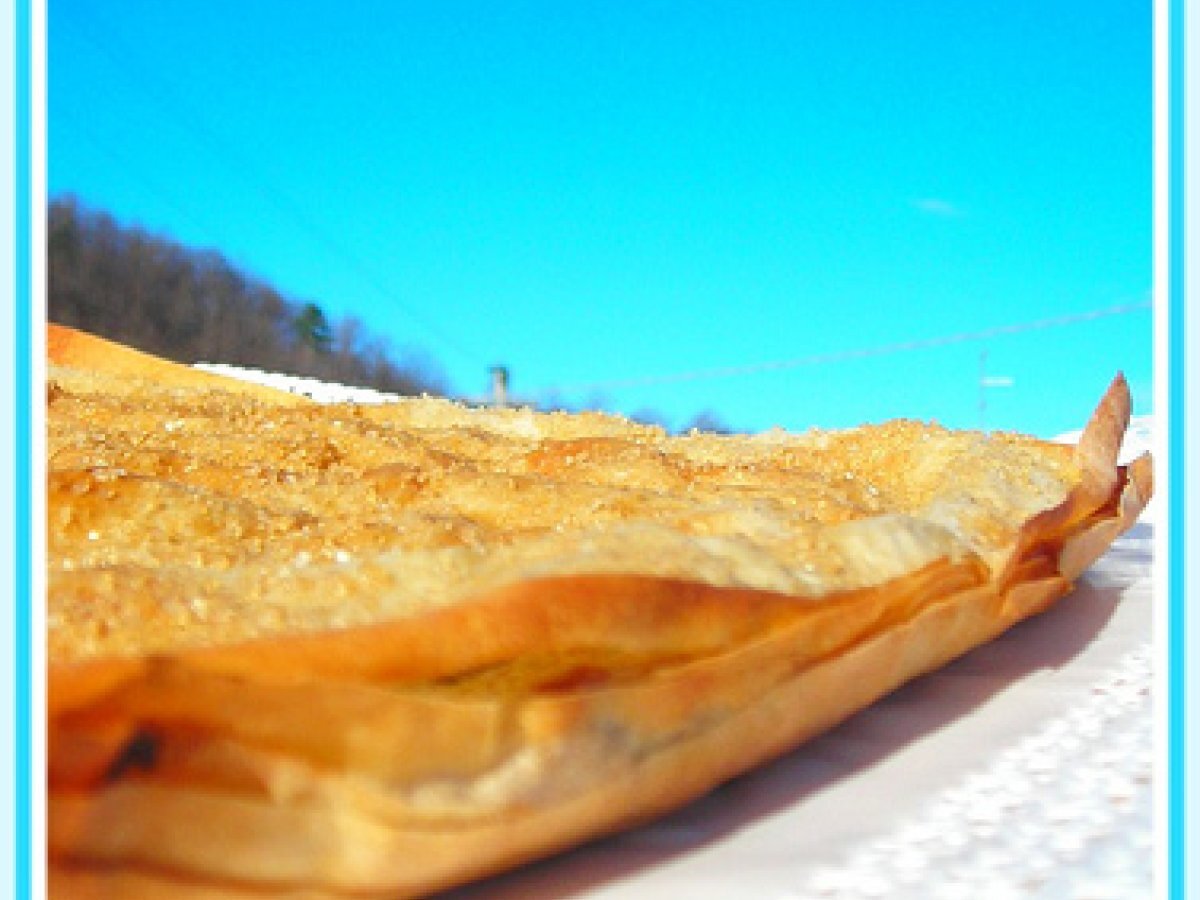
[
  {"xmin": 978, "ymin": 349, "xmax": 1014, "ymax": 432},
  {"xmin": 490, "ymin": 365, "xmax": 510, "ymax": 408}
]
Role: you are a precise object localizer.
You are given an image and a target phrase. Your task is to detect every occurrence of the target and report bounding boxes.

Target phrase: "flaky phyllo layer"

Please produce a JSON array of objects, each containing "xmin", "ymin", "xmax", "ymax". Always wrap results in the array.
[{"xmin": 46, "ymin": 326, "xmax": 1151, "ymax": 898}]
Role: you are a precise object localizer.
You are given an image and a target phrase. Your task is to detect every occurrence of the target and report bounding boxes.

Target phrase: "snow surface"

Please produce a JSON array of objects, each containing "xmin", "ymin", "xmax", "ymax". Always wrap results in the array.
[{"xmin": 193, "ymin": 362, "xmax": 406, "ymax": 405}]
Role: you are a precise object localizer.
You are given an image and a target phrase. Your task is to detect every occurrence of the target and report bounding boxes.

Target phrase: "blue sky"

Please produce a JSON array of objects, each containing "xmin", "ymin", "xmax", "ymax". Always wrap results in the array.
[{"xmin": 48, "ymin": 1, "xmax": 1152, "ymax": 437}]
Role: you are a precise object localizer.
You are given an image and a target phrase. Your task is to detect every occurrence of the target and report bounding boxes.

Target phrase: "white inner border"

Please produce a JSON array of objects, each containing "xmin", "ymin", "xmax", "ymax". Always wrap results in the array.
[{"xmin": 26, "ymin": 2, "xmax": 1185, "ymax": 897}]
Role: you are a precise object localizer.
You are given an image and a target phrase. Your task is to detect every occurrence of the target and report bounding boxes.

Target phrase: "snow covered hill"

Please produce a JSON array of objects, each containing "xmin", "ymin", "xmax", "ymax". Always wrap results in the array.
[{"xmin": 193, "ymin": 362, "xmax": 407, "ymax": 405}]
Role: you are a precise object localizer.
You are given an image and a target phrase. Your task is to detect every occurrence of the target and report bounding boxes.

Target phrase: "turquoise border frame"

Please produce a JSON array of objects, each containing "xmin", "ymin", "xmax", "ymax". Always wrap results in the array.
[
  {"xmin": 13, "ymin": 0, "xmax": 32, "ymax": 896},
  {"xmin": 1167, "ymin": 0, "xmax": 1188, "ymax": 896},
  {"xmin": 11, "ymin": 2, "xmax": 1189, "ymax": 899}
]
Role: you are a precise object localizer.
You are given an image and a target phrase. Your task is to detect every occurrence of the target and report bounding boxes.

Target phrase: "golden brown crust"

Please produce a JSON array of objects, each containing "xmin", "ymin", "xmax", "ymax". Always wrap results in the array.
[
  {"xmin": 46, "ymin": 353, "xmax": 1078, "ymax": 668},
  {"xmin": 45, "ymin": 576, "xmax": 1060, "ymax": 898},
  {"xmin": 47, "ymin": 323, "xmax": 303, "ymax": 406},
  {"xmin": 45, "ymin": 330, "xmax": 1151, "ymax": 897}
]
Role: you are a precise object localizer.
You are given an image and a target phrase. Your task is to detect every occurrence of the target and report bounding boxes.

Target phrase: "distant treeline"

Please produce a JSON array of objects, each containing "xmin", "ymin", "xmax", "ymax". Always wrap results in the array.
[
  {"xmin": 47, "ymin": 195, "xmax": 734, "ymax": 432},
  {"xmin": 48, "ymin": 196, "xmax": 445, "ymax": 397}
]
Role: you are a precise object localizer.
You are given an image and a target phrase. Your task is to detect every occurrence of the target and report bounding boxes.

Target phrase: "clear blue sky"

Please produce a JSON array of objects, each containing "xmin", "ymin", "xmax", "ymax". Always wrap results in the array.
[{"xmin": 48, "ymin": 1, "xmax": 1152, "ymax": 437}]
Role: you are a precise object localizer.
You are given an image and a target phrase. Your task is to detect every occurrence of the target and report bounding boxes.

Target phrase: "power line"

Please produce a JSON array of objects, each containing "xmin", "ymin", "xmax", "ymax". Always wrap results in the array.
[
  {"xmin": 53, "ymin": 109, "xmax": 219, "ymax": 241},
  {"xmin": 526, "ymin": 299, "xmax": 1153, "ymax": 399},
  {"xmin": 55, "ymin": 13, "xmax": 482, "ymax": 368}
]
